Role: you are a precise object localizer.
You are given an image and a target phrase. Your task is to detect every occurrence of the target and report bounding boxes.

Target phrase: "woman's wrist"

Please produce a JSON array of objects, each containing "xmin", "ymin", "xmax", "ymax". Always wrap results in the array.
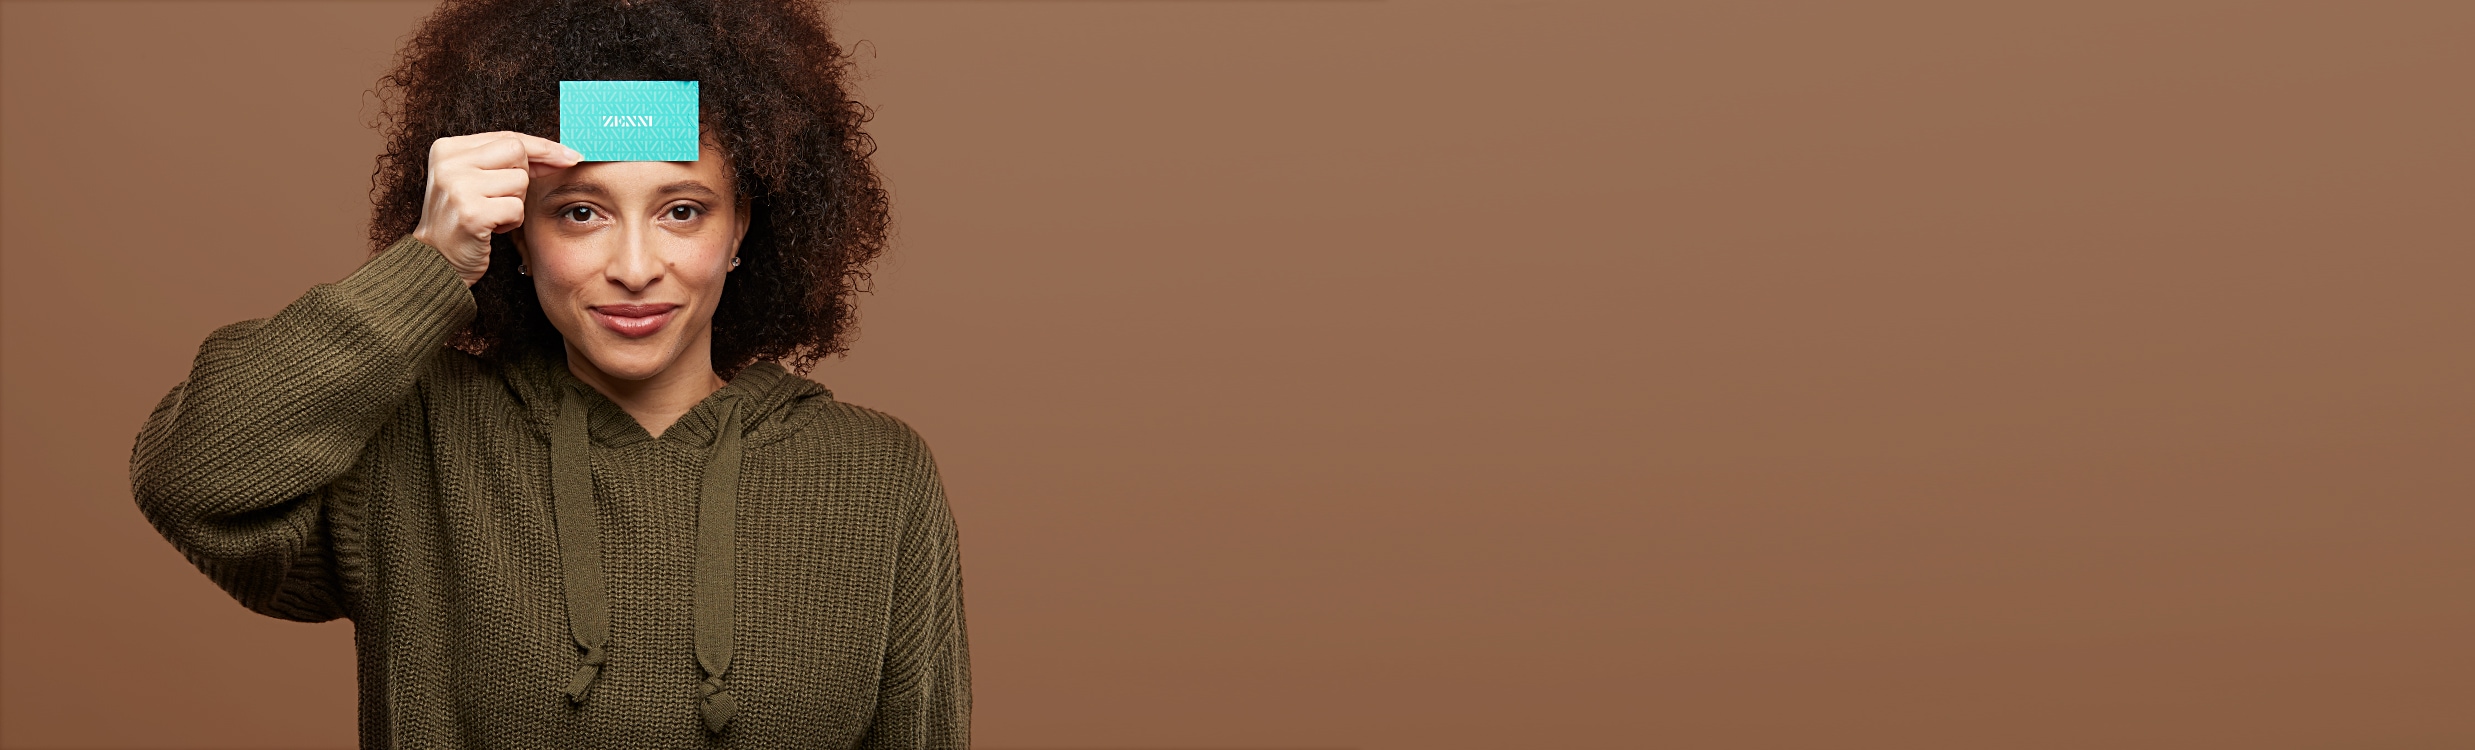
[{"xmin": 408, "ymin": 229, "xmax": 486, "ymax": 287}]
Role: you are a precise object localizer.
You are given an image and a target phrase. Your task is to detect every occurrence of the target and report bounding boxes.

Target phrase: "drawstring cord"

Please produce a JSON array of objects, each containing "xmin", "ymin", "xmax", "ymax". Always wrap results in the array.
[
  {"xmin": 551, "ymin": 387, "xmax": 612, "ymax": 705},
  {"xmin": 550, "ymin": 384, "xmax": 744, "ymax": 734},
  {"xmin": 693, "ymin": 394, "xmax": 746, "ymax": 733}
]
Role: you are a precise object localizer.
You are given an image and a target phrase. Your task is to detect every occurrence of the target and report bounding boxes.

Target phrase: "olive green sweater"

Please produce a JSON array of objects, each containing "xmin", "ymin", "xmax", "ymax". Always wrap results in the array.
[{"xmin": 129, "ymin": 235, "xmax": 969, "ymax": 748}]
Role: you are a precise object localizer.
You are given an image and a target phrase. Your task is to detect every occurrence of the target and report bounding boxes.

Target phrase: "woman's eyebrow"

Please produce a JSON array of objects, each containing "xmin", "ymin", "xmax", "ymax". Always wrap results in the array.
[
  {"xmin": 657, "ymin": 181, "xmax": 724, "ymax": 200},
  {"xmin": 540, "ymin": 182, "xmax": 608, "ymax": 202}
]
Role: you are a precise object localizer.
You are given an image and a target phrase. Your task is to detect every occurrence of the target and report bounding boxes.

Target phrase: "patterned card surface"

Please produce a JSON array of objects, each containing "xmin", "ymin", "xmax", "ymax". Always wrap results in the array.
[{"xmin": 560, "ymin": 81, "xmax": 700, "ymax": 161}]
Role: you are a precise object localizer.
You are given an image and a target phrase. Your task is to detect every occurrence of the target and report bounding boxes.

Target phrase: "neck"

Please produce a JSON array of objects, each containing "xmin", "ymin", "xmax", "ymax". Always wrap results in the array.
[{"xmin": 563, "ymin": 338, "xmax": 727, "ymax": 440}]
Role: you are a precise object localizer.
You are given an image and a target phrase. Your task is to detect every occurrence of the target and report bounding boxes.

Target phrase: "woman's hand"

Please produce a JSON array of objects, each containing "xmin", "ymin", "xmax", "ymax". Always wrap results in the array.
[{"xmin": 411, "ymin": 132, "xmax": 583, "ymax": 287}]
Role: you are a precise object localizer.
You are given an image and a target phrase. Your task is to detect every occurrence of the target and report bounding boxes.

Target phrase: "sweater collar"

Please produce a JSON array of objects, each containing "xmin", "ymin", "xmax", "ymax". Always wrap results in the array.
[{"xmin": 498, "ymin": 345, "xmax": 831, "ymax": 448}]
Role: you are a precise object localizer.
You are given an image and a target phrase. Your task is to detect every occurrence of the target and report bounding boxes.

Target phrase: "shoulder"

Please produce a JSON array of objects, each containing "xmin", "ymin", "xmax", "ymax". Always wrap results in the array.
[
  {"xmin": 802, "ymin": 399, "xmax": 939, "ymax": 471},
  {"xmin": 808, "ymin": 402, "xmax": 959, "ymax": 552},
  {"xmin": 761, "ymin": 396, "xmax": 946, "ymax": 510}
]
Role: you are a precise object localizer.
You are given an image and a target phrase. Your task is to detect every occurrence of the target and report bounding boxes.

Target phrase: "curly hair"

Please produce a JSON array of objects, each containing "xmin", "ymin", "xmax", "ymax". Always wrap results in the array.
[{"xmin": 369, "ymin": 0, "xmax": 887, "ymax": 377}]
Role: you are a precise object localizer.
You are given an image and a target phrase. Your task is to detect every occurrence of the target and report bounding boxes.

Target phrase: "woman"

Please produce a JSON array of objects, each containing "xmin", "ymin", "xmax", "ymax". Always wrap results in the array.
[{"xmin": 128, "ymin": 0, "xmax": 966, "ymax": 746}]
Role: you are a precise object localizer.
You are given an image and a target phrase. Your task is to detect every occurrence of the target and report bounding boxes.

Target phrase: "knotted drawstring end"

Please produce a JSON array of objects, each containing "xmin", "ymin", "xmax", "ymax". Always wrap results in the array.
[
  {"xmin": 690, "ymin": 394, "xmax": 745, "ymax": 735},
  {"xmin": 552, "ymin": 387, "xmax": 614, "ymax": 709},
  {"xmin": 564, "ymin": 647, "xmax": 607, "ymax": 705},
  {"xmin": 696, "ymin": 677, "xmax": 737, "ymax": 733}
]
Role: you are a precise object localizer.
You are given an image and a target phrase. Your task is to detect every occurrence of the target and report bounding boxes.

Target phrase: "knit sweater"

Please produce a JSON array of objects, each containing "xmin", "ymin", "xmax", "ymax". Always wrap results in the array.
[{"xmin": 129, "ymin": 235, "xmax": 969, "ymax": 749}]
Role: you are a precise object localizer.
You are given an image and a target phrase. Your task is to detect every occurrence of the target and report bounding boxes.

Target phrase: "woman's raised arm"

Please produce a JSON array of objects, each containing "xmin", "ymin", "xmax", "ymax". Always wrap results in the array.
[
  {"xmin": 129, "ymin": 234, "xmax": 475, "ymax": 622},
  {"xmin": 129, "ymin": 131, "xmax": 575, "ymax": 622}
]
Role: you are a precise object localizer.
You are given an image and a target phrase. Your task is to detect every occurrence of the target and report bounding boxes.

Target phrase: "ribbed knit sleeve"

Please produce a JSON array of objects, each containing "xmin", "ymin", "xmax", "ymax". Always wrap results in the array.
[
  {"xmin": 858, "ymin": 438, "xmax": 972, "ymax": 750},
  {"xmin": 130, "ymin": 235, "xmax": 474, "ymax": 623}
]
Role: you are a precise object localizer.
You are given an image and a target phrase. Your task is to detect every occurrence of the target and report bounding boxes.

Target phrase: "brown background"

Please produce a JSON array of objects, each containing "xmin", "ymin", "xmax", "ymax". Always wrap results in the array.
[{"xmin": 3, "ymin": 0, "xmax": 2470, "ymax": 748}]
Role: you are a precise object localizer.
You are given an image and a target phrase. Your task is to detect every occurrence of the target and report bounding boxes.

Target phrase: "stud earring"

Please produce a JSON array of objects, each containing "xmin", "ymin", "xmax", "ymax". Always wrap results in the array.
[
  {"xmin": 518, "ymin": 263, "xmax": 529, "ymax": 276},
  {"xmin": 729, "ymin": 257, "xmax": 741, "ymax": 271}
]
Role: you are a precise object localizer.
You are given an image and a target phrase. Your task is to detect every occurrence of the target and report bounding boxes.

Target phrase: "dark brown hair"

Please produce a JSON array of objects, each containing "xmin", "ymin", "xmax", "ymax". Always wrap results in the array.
[{"xmin": 369, "ymin": 0, "xmax": 888, "ymax": 376}]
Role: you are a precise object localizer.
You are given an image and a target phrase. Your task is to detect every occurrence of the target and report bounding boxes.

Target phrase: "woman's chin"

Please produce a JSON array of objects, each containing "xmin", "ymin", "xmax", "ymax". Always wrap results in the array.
[{"xmin": 570, "ymin": 338, "xmax": 684, "ymax": 383}]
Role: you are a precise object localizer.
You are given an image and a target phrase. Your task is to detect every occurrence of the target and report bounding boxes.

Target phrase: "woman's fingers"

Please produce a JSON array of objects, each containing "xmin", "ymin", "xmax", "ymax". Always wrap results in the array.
[
  {"xmin": 434, "ymin": 155, "xmax": 532, "ymax": 234},
  {"xmin": 412, "ymin": 131, "xmax": 574, "ymax": 286},
  {"xmin": 455, "ymin": 164, "xmax": 532, "ymax": 201},
  {"xmin": 524, "ymin": 134, "xmax": 585, "ymax": 169},
  {"xmin": 438, "ymin": 175, "xmax": 528, "ymax": 227},
  {"xmin": 474, "ymin": 194, "xmax": 529, "ymax": 236},
  {"xmin": 506, "ymin": 131, "xmax": 584, "ymax": 167},
  {"xmin": 440, "ymin": 134, "xmax": 579, "ymax": 193},
  {"xmin": 442, "ymin": 131, "xmax": 582, "ymax": 172}
]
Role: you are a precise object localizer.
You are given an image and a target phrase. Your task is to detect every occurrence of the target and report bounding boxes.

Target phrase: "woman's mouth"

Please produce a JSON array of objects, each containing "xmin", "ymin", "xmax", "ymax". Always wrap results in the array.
[{"xmin": 589, "ymin": 303, "xmax": 680, "ymax": 339}]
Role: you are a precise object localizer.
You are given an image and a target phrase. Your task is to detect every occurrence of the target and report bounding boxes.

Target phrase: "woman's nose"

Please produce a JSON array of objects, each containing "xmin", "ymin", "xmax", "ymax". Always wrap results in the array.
[{"xmin": 607, "ymin": 223, "xmax": 664, "ymax": 291}]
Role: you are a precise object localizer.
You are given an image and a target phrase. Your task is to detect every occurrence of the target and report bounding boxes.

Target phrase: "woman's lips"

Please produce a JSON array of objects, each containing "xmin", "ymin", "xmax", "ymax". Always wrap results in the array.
[{"xmin": 589, "ymin": 303, "xmax": 680, "ymax": 339}]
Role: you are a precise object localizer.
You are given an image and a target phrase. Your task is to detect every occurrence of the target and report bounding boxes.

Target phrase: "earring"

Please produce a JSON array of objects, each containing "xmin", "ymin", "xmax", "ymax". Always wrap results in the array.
[
  {"xmin": 729, "ymin": 257, "xmax": 741, "ymax": 271},
  {"xmin": 518, "ymin": 263, "xmax": 529, "ymax": 276}
]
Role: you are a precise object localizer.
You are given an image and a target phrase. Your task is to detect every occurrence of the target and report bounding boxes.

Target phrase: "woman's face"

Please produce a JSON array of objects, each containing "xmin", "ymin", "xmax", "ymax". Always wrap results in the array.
[{"xmin": 511, "ymin": 143, "xmax": 751, "ymax": 384}]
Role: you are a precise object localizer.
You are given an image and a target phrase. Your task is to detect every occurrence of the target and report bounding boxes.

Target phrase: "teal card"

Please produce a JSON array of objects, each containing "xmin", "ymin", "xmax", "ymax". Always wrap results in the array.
[{"xmin": 560, "ymin": 81, "xmax": 700, "ymax": 161}]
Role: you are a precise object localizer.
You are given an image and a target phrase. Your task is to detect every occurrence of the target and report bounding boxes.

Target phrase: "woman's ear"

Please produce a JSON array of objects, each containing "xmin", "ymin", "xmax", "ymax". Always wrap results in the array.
[{"xmin": 505, "ymin": 229, "xmax": 535, "ymax": 277}]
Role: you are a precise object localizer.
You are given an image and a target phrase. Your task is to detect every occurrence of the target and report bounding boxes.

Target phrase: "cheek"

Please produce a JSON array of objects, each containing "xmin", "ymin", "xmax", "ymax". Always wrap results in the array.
[
  {"xmin": 525, "ymin": 218, "xmax": 618, "ymax": 269},
  {"xmin": 676, "ymin": 234, "xmax": 739, "ymax": 287},
  {"xmin": 682, "ymin": 258, "xmax": 734, "ymax": 310},
  {"xmin": 519, "ymin": 231, "xmax": 596, "ymax": 301}
]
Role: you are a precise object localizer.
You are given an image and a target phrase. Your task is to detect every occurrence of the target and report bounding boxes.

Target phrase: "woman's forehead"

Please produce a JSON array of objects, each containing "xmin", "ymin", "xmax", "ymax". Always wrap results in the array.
[{"xmin": 533, "ymin": 143, "xmax": 734, "ymax": 203}]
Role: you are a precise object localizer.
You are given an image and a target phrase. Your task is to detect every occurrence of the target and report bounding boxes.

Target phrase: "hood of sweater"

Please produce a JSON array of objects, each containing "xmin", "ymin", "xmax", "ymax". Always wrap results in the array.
[
  {"xmin": 493, "ymin": 347, "xmax": 834, "ymax": 735},
  {"xmin": 496, "ymin": 345, "xmax": 835, "ymax": 449}
]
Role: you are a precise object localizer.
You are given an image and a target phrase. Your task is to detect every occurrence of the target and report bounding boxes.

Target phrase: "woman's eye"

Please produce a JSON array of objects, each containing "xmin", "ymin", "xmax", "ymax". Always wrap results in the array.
[
  {"xmin": 564, "ymin": 206, "xmax": 595, "ymax": 222},
  {"xmin": 669, "ymin": 205, "xmax": 700, "ymax": 221}
]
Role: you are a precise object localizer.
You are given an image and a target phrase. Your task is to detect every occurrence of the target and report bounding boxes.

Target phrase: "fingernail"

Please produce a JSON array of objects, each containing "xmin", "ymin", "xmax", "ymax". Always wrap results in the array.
[{"xmin": 564, "ymin": 146, "xmax": 584, "ymax": 161}]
